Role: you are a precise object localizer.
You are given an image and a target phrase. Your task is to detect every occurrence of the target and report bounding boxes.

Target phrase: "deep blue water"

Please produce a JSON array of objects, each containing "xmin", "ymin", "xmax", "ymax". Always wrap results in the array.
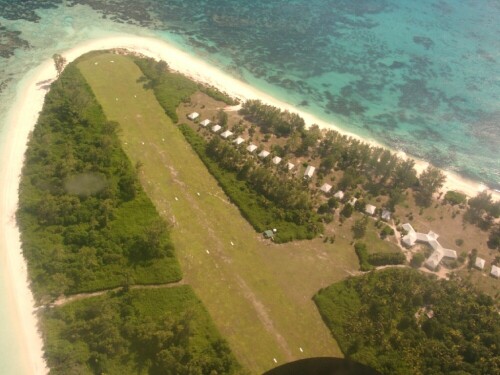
[{"xmin": 0, "ymin": 2, "xmax": 498, "ymax": 370}]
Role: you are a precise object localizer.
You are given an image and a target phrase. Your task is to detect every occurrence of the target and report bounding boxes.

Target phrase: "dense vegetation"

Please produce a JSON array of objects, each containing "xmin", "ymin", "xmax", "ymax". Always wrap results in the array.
[
  {"xmin": 353, "ymin": 242, "xmax": 405, "ymax": 271},
  {"xmin": 19, "ymin": 54, "xmax": 241, "ymax": 374},
  {"xmin": 179, "ymin": 124, "xmax": 322, "ymax": 242},
  {"xmin": 239, "ymin": 101, "xmax": 449, "ymax": 213},
  {"xmin": 17, "ymin": 62, "xmax": 182, "ymax": 302},
  {"xmin": 134, "ymin": 57, "xmax": 237, "ymax": 123},
  {"xmin": 42, "ymin": 287, "xmax": 240, "ymax": 375},
  {"xmin": 314, "ymin": 268, "xmax": 500, "ymax": 375}
]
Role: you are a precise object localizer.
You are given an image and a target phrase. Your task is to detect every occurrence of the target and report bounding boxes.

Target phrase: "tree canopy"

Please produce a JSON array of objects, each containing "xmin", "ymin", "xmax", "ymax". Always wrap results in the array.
[{"xmin": 314, "ymin": 268, "xmax": 500, "ymax": 375}]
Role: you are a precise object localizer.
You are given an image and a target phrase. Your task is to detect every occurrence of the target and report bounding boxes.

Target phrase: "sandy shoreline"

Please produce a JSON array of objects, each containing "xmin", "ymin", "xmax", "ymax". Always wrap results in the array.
[{"xmin": 0, "ymin": 33, "xmax": 498, "ymax": 374}]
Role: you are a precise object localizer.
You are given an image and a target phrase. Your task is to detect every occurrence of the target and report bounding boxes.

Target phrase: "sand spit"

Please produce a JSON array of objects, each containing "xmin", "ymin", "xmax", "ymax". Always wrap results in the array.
[{"xmin": 0, "ymin": 33, "xmax": 498, "ymax": 375}]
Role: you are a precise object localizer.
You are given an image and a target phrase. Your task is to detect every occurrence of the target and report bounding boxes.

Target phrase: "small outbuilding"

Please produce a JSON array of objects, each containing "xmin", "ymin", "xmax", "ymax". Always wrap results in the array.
[
  {"xmin": 304, "ymin": 165, "xmax": 315, "ymax": 178},
  {"xmin": 272, "ymin": 156, "xmax": 282, "ymax": 165},
  {"xmin": 381, "ymin": 209, "xmax": 391, "ymax": 221},
  {"xmin": 187, "ymin": 112, "xmax": 199, "ymax": 120},
  {"xmin": 247, "ymin": 144, "xmax": 258, "ymax": 153},
  {"xmin": 259, "ymin": 150, "xmax": 270, "ymax": 159},
  {"xmin": 200, "ymin": 119, "xmax": 211, "ymax": 127},
  {"xmin": 334, "ymin": 190, "xmax": 344, "ymax": 200},
  {"xmin": 320, "ymin": 183, "xmax": 332, "ymax": 193},
  {"xmin": 221, "ymin": 130, "xmax": 233, "ymax": 139},
  {"xmin": 211, "ymin": 124, "xmax": 222, "ymax": 133},
  {"xmin": 234, "ymin": 136, "xmax": 245, "ymax": 145},
  {"xmin": 365, "ymin": 204, "xmax": 376, "ymax": 216},
  {"xmin": 287, "ymin": 162, "xmax": 295, "ymax": 171},
  {"xmin": 348, "ymin": 197, "xmax": 357, "ymax": 206},
  {"xmin": 474, "ymin": 257, "xmax": 485, "ymax": 270},
  {"xmin": 263, "ymin": 230, "xmax": 274, "ymax": 239},
  {"xmin": 491, "ymin": 265, "xmax": 500, "ymax": 278}
]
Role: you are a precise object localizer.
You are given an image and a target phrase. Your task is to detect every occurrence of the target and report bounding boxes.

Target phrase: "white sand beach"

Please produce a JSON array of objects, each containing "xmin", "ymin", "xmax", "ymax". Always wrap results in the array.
[{"xmin": 1, "ymin": 33, "xmax": 498, "ymax": 374}]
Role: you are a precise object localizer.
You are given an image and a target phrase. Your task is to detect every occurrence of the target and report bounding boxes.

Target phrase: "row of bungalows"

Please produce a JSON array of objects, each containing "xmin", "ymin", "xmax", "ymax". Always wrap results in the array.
[
  {"xmin": 473, "ymin": 257, "xmax": 500, "ymax": 278},
  {"xmin": 193, "ymin": 113, "xmax": 319, "ymax": 175},
  {"xmin": 246, "ymin": 143, "xmax": 295, "ymax": 170},
  {"xmin": 321, "ymin": 186, "xmax": 393, "ymax": 221}
]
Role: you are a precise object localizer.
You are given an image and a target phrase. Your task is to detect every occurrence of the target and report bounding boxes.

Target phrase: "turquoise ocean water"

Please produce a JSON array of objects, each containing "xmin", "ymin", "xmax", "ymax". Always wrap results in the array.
[{"xmin": 0, "ymin": 1, "xmax": 498, "ymax": 372}]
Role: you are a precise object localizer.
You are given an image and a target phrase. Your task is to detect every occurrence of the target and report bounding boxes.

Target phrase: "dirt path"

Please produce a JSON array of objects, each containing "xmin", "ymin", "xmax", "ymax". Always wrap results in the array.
[{"xmin": 51, "ymin": 280, "xmax": 186, "ymax": 307}]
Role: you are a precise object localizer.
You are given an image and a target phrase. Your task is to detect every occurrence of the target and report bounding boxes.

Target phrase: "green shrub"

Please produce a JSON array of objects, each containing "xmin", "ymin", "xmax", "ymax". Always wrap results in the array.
[
  {"xmin": 368, "ymin": 252, "xmax": 405, "ymax": 266},
  {"xmin": 410, "ymin": 253, "xmax": 425, "ymax": 268},
  {"xmin": 444, "ymin": 190, "xmax": 467, "ymax": 205},
  {"xmin": 354, "ymin": 242, "xmax": 373, "ymax": 271}
]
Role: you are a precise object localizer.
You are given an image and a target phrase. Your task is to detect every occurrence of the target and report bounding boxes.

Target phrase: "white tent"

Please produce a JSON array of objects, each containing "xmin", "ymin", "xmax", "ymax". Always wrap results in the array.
[
  {"xmin": 272, "ymin": 156, "xmax": 282, "ymax": 165},
  {"xmin": 491, "ymin": 265, "xmax": 500, "ymax": 278},
  {"xmin": 247, "ymin": 144, "xmax": 257, "ymax": 153},
  {"xmin": 365, "ymin": 204, "xmax": 376, "ymax": 215},
  {"xmin": 187, "ymin": 112, "xmax": 199, "ymax": 120},
  {"xmin": 234, "ymin": 136, "xmax": 245, "ymax": 145},
  {"xmin": 200, "ymin": 119, "xmax": 211, "ymax": 127},
  {"xmin": 211, "ymin": 124, "xmax": 222, "ymax": 133},
  {"xmin": 320, "ymin": 183, "xmax": 332, "ymax": 193},
  {"xmin": 259, "ymin": 150, "xmax": 270, "ymax": 159},
  {"xmin": 474, "ymin": 257, "xmax": 485, "ymax": 270},
  {"xmin": 221, "ymin": 130, "xmax": 233, "ymax": 139},
  {"xmin": 333, "ymin": 191, "xmax": 344, "ymax": 200},
  {"xmin": 381, "ymin": 210, "xmax": 391, "ymax": 221},
  {"xmin": 304, "ymin": 165, "xmax": 315, "ymax": 178}
]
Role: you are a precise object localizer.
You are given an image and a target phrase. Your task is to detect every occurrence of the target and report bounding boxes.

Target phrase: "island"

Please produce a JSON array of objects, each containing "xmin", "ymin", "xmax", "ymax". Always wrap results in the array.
[{"xmin": 9, "ymin": 45, "xmax": 500, "ymax": 374}]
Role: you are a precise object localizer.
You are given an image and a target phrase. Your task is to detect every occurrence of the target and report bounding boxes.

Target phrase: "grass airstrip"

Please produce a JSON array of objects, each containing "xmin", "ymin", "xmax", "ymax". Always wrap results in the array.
[{"xmin": 77, "ymin": 52, "xmax": 362, "ymax": 373}]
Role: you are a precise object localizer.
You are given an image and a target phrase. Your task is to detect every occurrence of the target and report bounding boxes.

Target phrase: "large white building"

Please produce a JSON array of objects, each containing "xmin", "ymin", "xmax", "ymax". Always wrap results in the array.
[{"xmin": 401, "ymin": 223, "xmax": 457, "ymax": 270}]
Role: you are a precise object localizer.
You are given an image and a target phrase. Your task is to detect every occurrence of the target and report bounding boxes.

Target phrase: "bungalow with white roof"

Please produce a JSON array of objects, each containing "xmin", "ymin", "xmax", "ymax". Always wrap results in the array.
[
  {"xmin": 304, "ymin": 165, "xmax": 315, "ymax": 178},
  {"xmin": 234, "ymin": 136, "xmax": 245, "ymax": 145},
  {"xmin": 287, "ymin": 162, "xmax": 295, "ymax": 171},
  {"xmin": 365, "ymin": 204, "xmax": 376, "ymax": 216},
  {"xmin": 320, "ymin": 183, "xmax": 332, "ymax": 193},
  {"xmin": 272, "ymin": 156, "xmax": 282, "ymax": 165},
  {"xmin": 474, "ymin": 257, "xmax": 485, "ymax": 270},
  {"xmin": 491, "ymin": 265, "xmax": 500, "ymax": 278},
  {"xmin": 220, "ymin": 130, "xmax": 233, "ymax": 139},
  {"xmin": 187, "ymin": 112, "xmax": 199, "ymax": 120},
  {"xmin": 334, "ymin": 190, "xmax": 344, "ymax": 200},
  {"xmin": 259, "ymin": 150, "xmax": 270, "ymax": 159},
  {"xmin": 211, "ymin": 124, "xmax": 222, "ymax": 133},
  {"xmin": 381, "ymin": 210, "xmax": 391, "ymax": 221},
  {"xmin": 247, "ymin": 144, "xmax": 257, "ymax": 153},
  {"xmin": 200, "ymin": 119, "xmax": 211, "ymax": 127},
  {"xmin": 401, "ymin": 223, "xmax": 458, "ymax": 270}
]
